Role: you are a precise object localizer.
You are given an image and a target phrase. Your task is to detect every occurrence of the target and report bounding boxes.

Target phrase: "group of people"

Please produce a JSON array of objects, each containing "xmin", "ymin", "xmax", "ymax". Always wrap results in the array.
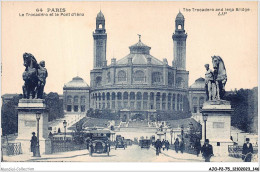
[
  {"xmin": 173, "ymin": 138, "xmax": 185, "ymax": 154},
  {"xmin": 154, "ymin": 139, "xmax": 170, "ymax": 155}
]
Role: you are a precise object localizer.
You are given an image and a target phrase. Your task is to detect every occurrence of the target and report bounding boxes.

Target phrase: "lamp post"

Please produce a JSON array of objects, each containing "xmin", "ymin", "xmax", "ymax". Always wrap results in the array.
[
  {"xmin": 170, "ymin": 128, "xmax": 173, "ymax": 145},
  {"xmin": 164, "ymin": 128, "xmax": 167, "ymax": 140},
  {"xmin": 63, "ymin": 120, "xmax": 67, "ymax": 140},
  {"xmin": 35, "ymin": 111, "xmax": 41, "ymax": 157},
  {"xmin": 202, "ymin": 113, "xmax": 208, "ymax": 142},
  {"xmin": 181, "ymin": 125, "xmax": 184, "ymax": 140}
]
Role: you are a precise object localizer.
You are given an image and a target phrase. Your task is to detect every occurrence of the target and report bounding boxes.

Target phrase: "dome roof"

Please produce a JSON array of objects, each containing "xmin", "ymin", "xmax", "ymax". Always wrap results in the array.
[
  {"xmin": 97, "ymin": 11, "xmax": 105, "ymax": 19},
  {"xmin": 176, "ymin": 11, "xmax": 184, "ymax": 20},
  {"xmin": 116, "ymin": 38, "xmax": 164, "ymax": 66},
  {"xmin": 116, "ymin": 53, "xmax": 164, "ymax": 65},
  {"xmin": 190, "ymin": 77, "xmax": 205, "ymax": 89},
  {"xmin": 64, "ymin": 76, "xmax": 89, "ymax": 89}
]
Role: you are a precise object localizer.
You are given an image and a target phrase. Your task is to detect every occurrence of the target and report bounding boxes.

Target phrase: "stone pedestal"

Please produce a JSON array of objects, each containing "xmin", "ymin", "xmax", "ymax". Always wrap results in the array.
[
  {"xmin": 16, "ymin": 99, "xmax": 51, "ymax": 154},
  {"xmin": 201, "ymin": 100, "xmax": 233, "ymax": 156}
]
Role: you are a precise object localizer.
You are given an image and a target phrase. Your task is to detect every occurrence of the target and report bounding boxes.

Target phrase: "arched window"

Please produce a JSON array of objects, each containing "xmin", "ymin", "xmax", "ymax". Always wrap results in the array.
[
  {"xmin": 117, "ymin": 92, "xmax": 122, "ymax": 100},
  {"xmin": 67, "ymin": 96, "xmax": 72, "ymax": 104},
  {"xmin": 102, "ymin": 92, "xmax": 105, "ymax": 101},
  {"xmin": 152, "ymin": 72, "xmax": 163, "ymax": 84},
  {"xmin": 106, "ymin": 92, "xmax": 110, "ymax": 100},
  {"xmin": 99, "ymin": 24, "xmax": 102, "ymax": 29},
  {"xmin": 80, "ymin": 96, "xmax": 86, "ymax": 104},
  {"xmin": 98, "ymin": 93, "xmax": 101, "ymax": 101},
  {"xmin": 112, "ymin": 92, "xmax": 116, "ymax": 100},
  {"xmin": 176, "ymin": 77, "xmax": 184, "ymax": 88},
  {"xmin": 107, "ymin": 72, "xmax": 111, "ymax": 83},
  {"xmin": 150, "ymin": 92, "xmax": 154, "ymax": 101},
  {"xmin": 156, "ymin": 92, "xmax": 160, "ymax": 101},
  {"xmin": 134, "ymin": 70, "xmax": 145, "ymax": 82},
  {"xmin": 178, "ymin": 24, "xmax": 182, "ymax": 30},
  {"xmin": 162, "ymin": 93, "xmax": 166, "ymax": 102},
  {"xmin": 143, "ymin": 92, "xmax": 148, "ymax": 100},
  {"xmin": 74, "ymin": 96, "xmax": 79, "ymax": 104},
  {"xmin": 123, "ymin": 92, "xmax": 128, "ymax": 100},
  {"xmin": 137, "ymin": 92, "xmax": 142, "ymax": 100},
  {"xmin": 130, "ymin": 92, "xmax": 135, "ymax": 100},
  {"xmin": 96, "ymin": 76, "xmax": 102, "ymax": 86},
  {"xmin": 118, "ymin": 70, "xmax": 126, "ymax": 82}
]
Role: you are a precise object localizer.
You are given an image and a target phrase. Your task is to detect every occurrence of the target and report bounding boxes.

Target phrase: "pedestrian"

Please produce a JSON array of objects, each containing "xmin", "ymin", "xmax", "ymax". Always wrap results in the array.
[
  {"xmin": 174, "ymin": 138, "xmax": 179, "ymax": 153},
  {"xmin": 165, "ymin": 140, "xmax": 170, "ymax": 151},
  {"xmin": 201, "ymin": 139, "xmax": 213, "ymax": 162},
  {"xmin": 242, "ymin": 138, "xmax": 253, "ymax": 162},
  {"xmin": 30, "ymin": 132, "xmax": 37, "ymax": 157},
  {"xmin": 195, "ymin": 139, "xmax": 201, "ymax": 157},
  {"xmin": 154, "ymin": 139, "xmax": 162, "ymax": 156},
  {"xmin": 48, "ymin": 131, "xmax": 53, "ymax": 138},
  {"xmin": 162, "ymin": 139, "xmax": 165, "ymax": 151},
  {"xmin": 180, "ymin": 139, "xmax": 185, "ymax": 154}
]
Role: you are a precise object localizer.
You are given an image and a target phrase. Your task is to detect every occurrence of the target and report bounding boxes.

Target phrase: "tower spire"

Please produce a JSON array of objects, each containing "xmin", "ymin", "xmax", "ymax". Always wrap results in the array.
[
  {"xmin": 137, "ymin": 34, "xmax": 141, "ymax": 42},
  {"xmin": 172, "ymin": 12, "xmax": 187, "ymax": 70}
]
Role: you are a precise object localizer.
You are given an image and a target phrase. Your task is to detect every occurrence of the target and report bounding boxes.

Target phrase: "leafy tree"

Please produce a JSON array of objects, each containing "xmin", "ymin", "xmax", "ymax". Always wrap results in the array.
[
  {"xmin": 1, "ymin": 94, "xmax": 22, "ymax": 135},
  {"xmin": 225, "ymin": 88, "xmax": 258, "ymax": 132},
  {"xmin": 45, "ymin": 92, "xmax": 64, "ymax": 121}
]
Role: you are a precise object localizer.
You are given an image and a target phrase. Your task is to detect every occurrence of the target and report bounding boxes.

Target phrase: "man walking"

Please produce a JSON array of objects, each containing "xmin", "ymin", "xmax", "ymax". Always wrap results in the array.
[
  {"xmin": 242, "ymin": 138, "xmax": 253, "ymax": 162},
  {"xmin": 30, "ymin": 132, "xmax": 37, "ymax": 157},
  {"xmin": 201, "ymin": 139, "xmax": 213, "ymax": 162},
  {"xmin": 154, "ymin": 139, "xmax": 162, "ymax": 156},
  {"xmin": 195, "ymin": 139, "xmax": 201, "ymax": 157},
  {"xmin": 180, "ymin": 139, "xmax": 185, "ymax": 154},
  {"xmin": 174, "ymin": 138, "xmax": 179, "ymax": 153}
]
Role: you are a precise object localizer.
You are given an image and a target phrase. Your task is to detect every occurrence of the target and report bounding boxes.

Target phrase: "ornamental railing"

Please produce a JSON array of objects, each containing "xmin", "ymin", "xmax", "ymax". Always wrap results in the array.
[
  {"xmin": 228, "ymin": 145, "xmax": 258, "ymax": 158},
  {"xmin": 6, "ymin": 143, "xmax": 22, "ymax": 156}
]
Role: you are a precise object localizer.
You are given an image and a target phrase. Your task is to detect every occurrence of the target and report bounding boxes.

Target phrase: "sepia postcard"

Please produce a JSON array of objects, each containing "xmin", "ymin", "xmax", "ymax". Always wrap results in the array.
[{"xmin": 0, "ymin": 1, "xmax": 259, "ymax": 171}]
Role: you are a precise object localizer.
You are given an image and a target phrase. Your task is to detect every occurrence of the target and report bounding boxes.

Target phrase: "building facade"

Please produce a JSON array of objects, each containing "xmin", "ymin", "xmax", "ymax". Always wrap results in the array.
[
  {"xmin": 89, "ymin": 11, "xmax": 189, "ymax": 120},
  {"xmin": 188, "ymin": 77, "xmax": 207, "ymax": 122},
  {"xmin": 63, "ymin": 76, "xmax": 90, "ymax": 114}
]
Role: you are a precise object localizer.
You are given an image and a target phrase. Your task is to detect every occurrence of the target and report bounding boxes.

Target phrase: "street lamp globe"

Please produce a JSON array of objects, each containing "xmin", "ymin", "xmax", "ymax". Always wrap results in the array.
[
  {"xmin": 63, "ymin": 120, "xmax": 67, "ymax": 128},
  {"xmin": 36, "ymin": 111, "xmax": 41, "ymax": 120},
  {"xmin": 170, "ymin": 128, "xmax": 173, "ymax": 135},
  {"xmin": 202, "ymin": 113, "xmax": 208, "ymax": 121}
]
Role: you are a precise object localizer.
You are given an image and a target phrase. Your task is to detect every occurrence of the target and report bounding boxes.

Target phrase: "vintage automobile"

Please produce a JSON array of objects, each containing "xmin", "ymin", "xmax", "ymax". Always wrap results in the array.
[
  {"xmin": 139, "ymin": 139, "xmax": 151, "ymax": 149},
  {"xmin": 88, "ymin": 129, "xmax": 111, "ymax": 156},
  {"xmin": 115, "ymin": 135, "xmax": 126, "ymax": 150}
]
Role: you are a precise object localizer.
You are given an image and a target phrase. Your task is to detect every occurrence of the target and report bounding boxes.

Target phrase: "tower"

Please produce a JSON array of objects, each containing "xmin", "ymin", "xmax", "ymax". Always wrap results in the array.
[
  {"xmin": 93, "ymin": 11, "xmax": 107, "ymax": 68},
  {"xmin": 172, "ymin": 11, "xmax": 187, "ymax": 70}
]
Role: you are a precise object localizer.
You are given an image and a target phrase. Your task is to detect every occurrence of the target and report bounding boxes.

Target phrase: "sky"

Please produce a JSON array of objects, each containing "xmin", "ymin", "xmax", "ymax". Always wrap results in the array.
[{"xmin": 1, "ymin": 1, "xmax": 258, "ymax": 95}]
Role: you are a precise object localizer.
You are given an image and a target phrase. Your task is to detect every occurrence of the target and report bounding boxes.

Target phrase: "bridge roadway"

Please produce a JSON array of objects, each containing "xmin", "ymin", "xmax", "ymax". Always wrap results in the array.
[
  {"xmin": 22, "ymin": 145, "xmax": 206, "ymax": 162},
  {"xmin": 3, "ymin": 145, "xmax": 242, "ymax": 162}
]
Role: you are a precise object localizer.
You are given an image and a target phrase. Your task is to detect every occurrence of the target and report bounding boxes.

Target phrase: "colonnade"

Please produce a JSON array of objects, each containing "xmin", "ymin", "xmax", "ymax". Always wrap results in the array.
[{"xmin": 91, "ymin": 91, "xmax": 185, "ymax": 111}]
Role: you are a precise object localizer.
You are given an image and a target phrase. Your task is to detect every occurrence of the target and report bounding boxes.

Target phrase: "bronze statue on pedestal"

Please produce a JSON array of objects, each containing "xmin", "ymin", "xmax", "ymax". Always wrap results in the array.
[
  {"xmin": 205, "ymin": 56, "xmax": 227, "ymax": 101},
  {"xmin": 22, "ymin": 53, "xmax": 48, "ymax": 99}
]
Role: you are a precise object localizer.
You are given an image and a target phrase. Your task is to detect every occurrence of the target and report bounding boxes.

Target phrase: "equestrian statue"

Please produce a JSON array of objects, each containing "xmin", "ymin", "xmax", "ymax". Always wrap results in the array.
[
  {"xmin": 22, "ymin": 53, "xmax": 48, "ymax": 99},
  {"xmin": 204, "ymin": 56, "xmax": 227, "ymax": 101}
]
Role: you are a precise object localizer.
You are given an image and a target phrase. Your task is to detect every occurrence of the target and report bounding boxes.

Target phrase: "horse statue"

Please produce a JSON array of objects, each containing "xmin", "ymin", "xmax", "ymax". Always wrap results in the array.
[
  {"xmin": 211, "ymin": 56, "xmax": 227, "ymax": 100},
  {"xmin": 22, "ymin": 53, "xmax": 48, "ymax": 99},
  {"xmin": 22, "ymin": 53, "xmax": 39, "ymax": 99}
]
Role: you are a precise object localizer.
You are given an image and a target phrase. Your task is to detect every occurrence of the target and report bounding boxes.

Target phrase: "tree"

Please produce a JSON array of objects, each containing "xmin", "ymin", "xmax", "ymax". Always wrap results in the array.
[
  {"xmin": 45, "ymin": 92, "xmax": 64, "ymax": 121},
  {"xmin": 1, "ymin": 94, "xmax": 22, "ymax": 135},
  {"xmin": 225, "ymin": 88, "xmax": 258, "ymax": 132}
]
